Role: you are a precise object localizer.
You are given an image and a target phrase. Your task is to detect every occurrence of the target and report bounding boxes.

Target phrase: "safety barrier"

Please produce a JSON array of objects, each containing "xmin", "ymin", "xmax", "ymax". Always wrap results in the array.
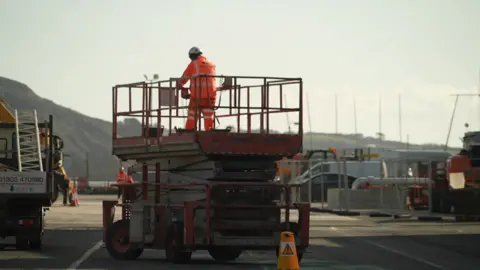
[
  {"xmin": 112, "ymin": 75, "xmax": 303, "ymax": 140},
  {"xmin": 276, "ymin": 153, "xmax": 451, "ymax": 216},
  {"xmin": 326, "ymin": 186, "xmax": 408, "ymax": 215}
]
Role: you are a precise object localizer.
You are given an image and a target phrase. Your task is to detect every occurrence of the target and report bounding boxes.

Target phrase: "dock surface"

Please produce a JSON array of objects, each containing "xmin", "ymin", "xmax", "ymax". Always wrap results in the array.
[{"xmin": 1, "ymin": 195, "xmax": 480, "ymax": 270}]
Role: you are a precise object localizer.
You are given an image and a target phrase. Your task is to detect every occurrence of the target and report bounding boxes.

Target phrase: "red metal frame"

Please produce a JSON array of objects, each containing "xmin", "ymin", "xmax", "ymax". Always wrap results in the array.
[
  {"xmin": 111, "ymin": 75, "xmax": 303, "ymax": 155},
  {"xmin": 407, "ymin": 164, "xmax": 448, "ymax": 210},
  {"xmin": 102, "ymin": 200, "xmax": 117, "ymax": 242},
  {"xmin": 103, "ymin": 181, "xmax": 310, "ymax": 249},
  {"xmin": 103, "ymin": 75, "xmax": 309, "ymax": 254},
  {"xmin": 102, "ymin": 184, "xmax": 137, "ymax": 242}
]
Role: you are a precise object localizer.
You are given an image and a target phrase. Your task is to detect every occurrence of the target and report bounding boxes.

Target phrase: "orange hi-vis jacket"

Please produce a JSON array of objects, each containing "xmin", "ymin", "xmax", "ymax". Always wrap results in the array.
[
  {"xmin": 116, "ymin": 172, "xmax": 133, "ymax": 184},
  {"xmin": 178, "ymin": 55, "xmax": 216, "ymax": 99},
  {"xmin": 276, "ymin": 154, "xmax": 304, "ymax": 176},
  {"xmin": 276, "ymin": 157, "xmax": 288, "ymax": 176}
]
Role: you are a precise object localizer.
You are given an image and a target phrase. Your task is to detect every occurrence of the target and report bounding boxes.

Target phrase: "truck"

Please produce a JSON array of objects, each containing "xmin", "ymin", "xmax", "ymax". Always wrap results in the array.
[
  {"xmin": 0, "ymin": 112, "xmax": 57, "ymax": 250},
  {"xmin": 0, "ymin": 98, "xmax": 70, "ymax": 203},
  {"xmin": 396, "ymin": 132, "xmax": 480, "ymax": 214},
  {"xmin": 431, "ymin": 131, "xmax": 480, "ymax": 216}
]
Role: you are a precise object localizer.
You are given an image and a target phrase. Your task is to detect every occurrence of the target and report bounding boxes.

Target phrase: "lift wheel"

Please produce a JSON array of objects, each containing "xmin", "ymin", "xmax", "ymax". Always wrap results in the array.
[{"xmin": 105, "ymin": 219, "xmax": 144, "ymax": 260}]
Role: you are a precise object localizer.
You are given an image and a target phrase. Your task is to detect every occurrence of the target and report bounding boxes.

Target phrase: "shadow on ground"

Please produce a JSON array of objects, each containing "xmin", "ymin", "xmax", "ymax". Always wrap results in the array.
[
  {"xmin": 0, "ymin": 229, "xmax": 102, "ymax": 269},
  {"xmin": 79, "ymin": 233, "xmax": 480, "ymax": 270}
]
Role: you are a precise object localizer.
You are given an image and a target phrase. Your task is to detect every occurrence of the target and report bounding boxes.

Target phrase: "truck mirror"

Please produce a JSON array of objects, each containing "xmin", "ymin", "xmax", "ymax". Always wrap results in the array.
[{"xmin": 54, "ymin": 137, "xmax": 64, "ymax": 150}]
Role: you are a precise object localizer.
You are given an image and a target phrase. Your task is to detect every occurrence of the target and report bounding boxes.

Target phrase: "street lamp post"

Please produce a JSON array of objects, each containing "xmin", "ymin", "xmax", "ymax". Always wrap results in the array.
[{"xmin": 144, "ymin": 74, "xmax": 159, "ymax": 85}]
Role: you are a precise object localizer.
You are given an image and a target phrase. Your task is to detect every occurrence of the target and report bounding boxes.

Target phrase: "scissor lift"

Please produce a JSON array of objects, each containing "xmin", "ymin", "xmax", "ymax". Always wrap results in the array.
[{"xmin": 102, "ymin": 75, "xmax": 310, "ymax": 263}]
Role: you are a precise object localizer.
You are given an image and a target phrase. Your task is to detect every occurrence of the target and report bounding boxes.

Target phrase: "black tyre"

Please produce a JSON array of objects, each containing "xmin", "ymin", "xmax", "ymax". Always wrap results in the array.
[
  {"xmin": 165, "ymin": 222, "xmax": 192, "ymax": 264},
  {"xmin": 208, "ymin": 247, "xmax": 242, "ymax": 262},
  {"xmin": 30, "ymin": 235, "xmax": 42, "ymax": 250},
  {"xmin": 15, "ymin": 237, "xmax": 29, "ymax": 250},
  {"xmin": 105, "ymin": 219, "xmax": 144, "ymax": 260}
]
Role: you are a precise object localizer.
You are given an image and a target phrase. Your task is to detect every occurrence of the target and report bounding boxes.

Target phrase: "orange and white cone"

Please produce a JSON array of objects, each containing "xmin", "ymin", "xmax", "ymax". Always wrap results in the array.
[
  {"xmin": 406, "ymin": 196, "xmax": 412, "ymax": 211},
  {"xmin": 70, "ymin": 188, "xmax": 80, "ymax": 207},
  {"xmin": 277, "ymin": 231, "xmax": 300, "ymax": 270}
]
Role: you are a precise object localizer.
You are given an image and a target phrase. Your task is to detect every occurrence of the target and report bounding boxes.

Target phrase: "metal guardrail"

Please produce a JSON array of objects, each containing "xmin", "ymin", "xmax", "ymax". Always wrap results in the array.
[{"xmin": 277, "ymin": 157, "xmax": 447, "ymax": 215}]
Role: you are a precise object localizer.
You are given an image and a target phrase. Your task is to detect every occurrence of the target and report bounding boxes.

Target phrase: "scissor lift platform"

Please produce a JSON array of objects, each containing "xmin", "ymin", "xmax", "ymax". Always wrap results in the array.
[
  {"xmin": 113, "ymin": 131, "xmax": 302, "ymax": 161},
  {"xmin": 112, "ymin": 75, "xmax": 304, "ymax": 161},
  {"xmin": 105, "ymin": 75, "xmax": 308, "ymax": 264}
]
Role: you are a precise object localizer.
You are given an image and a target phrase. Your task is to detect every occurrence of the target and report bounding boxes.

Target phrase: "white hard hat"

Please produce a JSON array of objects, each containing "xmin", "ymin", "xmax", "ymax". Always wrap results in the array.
[{"xmin": 188, "ymin": 46, "xmax": 203, "ymax": 59}]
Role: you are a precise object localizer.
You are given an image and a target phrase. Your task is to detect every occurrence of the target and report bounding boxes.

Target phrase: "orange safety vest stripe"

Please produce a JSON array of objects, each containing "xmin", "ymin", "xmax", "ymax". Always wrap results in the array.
[
  {"xmin": 179, "ymin": 56, "xmax": 216, "ymax": 99},
  {"xmin": 276, "ymin": 157, "xmax": 301, "ymax": 175},
  {"xmin": 116, "ymin": 173, "xmax": 130, "ymax": 183}
]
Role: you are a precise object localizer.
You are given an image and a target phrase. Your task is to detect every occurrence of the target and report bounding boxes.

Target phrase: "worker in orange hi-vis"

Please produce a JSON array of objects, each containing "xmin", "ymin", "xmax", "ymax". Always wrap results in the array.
[
  {"xmin": 291, "ymin": 153, "xmax": 304, "ymax": 176},
  {"xmin": 176, "ymin": 47, "xmax": 217, "ymax": 131},
  {"xmin": 115, "ymin": 167, "xmax": 133, "ymax": 200}
]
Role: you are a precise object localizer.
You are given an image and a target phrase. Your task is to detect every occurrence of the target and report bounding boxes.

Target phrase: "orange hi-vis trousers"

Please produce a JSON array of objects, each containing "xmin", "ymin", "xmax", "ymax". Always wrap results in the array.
[{"xmin": 185, "ymin": 98, "xmax": 216, "ymax": 131}]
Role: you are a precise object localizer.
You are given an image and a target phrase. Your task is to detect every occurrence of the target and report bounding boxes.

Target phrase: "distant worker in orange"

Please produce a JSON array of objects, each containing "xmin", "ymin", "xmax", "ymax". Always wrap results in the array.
[
  {"xmin": 293, "ymin": 153, "xmax": 304, "ymax": 160},
  {"xmin": 115, "ymin": 167, "xmax": 133, "ymax": 200},
  {"xmin": 176, "ymin": 47, "xmax": 217, "ymax": 131},
  {"xmin": 276, "ymin": 157, "xmax": 289, "ymax": 176}
]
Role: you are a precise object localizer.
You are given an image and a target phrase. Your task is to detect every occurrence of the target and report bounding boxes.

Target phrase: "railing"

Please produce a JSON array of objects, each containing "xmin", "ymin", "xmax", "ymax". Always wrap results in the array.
[
  {"xmin": 112, "ymin": 75, "xmax": 303, "ymax": 142},
  {"xmin": 278, "ymin": 156, "xmax": 454, "ymax": 214}
]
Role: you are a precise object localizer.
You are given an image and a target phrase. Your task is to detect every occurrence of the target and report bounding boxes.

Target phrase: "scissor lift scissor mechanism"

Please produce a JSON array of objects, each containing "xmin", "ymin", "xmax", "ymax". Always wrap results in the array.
[{"xmin": 103, "ymin": 75, "xmax": 310, "ymax": 264}]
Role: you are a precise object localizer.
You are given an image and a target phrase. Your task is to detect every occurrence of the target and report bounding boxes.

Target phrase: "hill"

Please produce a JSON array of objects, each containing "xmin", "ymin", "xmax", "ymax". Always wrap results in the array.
[
  {"xmin": 302, "ymin": 132, "xmax": 461, "ymax": 153},
  {"xmin": 0, "ymin": 77, "xmax": 141, "ymax": 181},
  {"xmin": 0, "ymin": 77, "xmax": 460, "ymax": 181}
]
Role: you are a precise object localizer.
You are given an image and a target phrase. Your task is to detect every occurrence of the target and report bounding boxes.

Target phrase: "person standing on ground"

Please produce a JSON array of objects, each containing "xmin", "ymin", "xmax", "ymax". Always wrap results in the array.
[{"xmin": 115, "ymin": 167, "xmax": 133, "ymax": 200}]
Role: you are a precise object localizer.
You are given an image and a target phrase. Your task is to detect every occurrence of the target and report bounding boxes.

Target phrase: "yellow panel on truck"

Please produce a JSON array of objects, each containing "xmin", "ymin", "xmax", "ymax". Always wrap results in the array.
[{"xmin": 0, "ymin": 98, "xmax": 15, "ymax": 123}]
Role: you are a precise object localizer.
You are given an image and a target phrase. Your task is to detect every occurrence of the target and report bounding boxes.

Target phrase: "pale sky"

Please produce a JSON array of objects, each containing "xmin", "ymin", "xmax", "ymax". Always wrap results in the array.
[{"xmin": 1, "ymin": 0, "xmax": 479, "ymax": 147}]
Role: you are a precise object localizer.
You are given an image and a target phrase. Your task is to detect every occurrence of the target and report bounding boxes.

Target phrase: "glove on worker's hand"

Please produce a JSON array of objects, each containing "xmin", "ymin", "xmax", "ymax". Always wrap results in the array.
[{"xmin": 181, "ymin": 88, "xmax": 190, "ymax": 99}]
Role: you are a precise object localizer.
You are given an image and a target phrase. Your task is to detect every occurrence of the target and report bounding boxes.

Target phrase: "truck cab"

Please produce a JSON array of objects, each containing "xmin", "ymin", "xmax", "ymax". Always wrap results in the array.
[
  {"xmin": 445, "ymin": 131, "xmax": 480, "ymax": 189},
  {"xmin": 0, "ymin": 114, "xmax": 60, "ymax": 250},
  {"xmin": 459, "ymin": 131, "xmax": 480, "ymax": 187},
  {"xmin": 0, "ymin": 123, "xmax": 68, "ymax": 202}
]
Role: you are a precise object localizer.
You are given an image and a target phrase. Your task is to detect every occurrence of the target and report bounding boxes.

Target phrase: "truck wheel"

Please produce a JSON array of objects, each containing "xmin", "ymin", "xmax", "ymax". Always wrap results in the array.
[
  {"xmin": 208, "ymin": 247, "xmax": 242, "ymax": 261},
  {"xmin": 105, "ymin": 219, "xmax": 143, "ymax": 260},
  {"xmin": 165, "ymin": 222, "xmax": 192, "ymax": 264},
  {"xmin": 30, "ymin": 236, "xmax": 42, "ymax": 250},
  {"xmin": 15, "ymin": 237, "xmax": 29, "ymax": 250}
]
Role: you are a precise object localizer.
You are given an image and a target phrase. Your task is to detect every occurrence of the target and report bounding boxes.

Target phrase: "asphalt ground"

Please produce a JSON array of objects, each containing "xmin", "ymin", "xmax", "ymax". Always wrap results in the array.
[{"xmin": 1, "ymin": 195, "xmax": 480, "ymax": 269}]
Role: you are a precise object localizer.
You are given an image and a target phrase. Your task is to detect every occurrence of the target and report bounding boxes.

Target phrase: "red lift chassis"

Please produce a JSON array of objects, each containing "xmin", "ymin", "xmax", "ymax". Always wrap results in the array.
[{"xmin": 102, "ymin": 75, "xmax": 310, "ymax": 264}]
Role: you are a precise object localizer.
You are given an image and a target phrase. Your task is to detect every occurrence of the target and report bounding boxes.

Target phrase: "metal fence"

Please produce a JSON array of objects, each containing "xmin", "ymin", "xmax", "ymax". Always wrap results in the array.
[{"xmin": 276, "ymin": 156, "xmax": 447, "ymax": 215}]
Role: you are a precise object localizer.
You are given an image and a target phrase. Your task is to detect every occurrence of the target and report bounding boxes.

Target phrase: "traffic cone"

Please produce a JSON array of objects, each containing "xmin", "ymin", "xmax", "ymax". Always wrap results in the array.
[
  {"xmin": 406, "ymin": 195, "xmax": 412, "ymax": 211},
  {"xmin": 70, "ymin": 188, "xmax": 79, "ymax": 207},
  {"xmin": 277, "ymin": 231, "xmax": 300, "ymax": 270}
]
